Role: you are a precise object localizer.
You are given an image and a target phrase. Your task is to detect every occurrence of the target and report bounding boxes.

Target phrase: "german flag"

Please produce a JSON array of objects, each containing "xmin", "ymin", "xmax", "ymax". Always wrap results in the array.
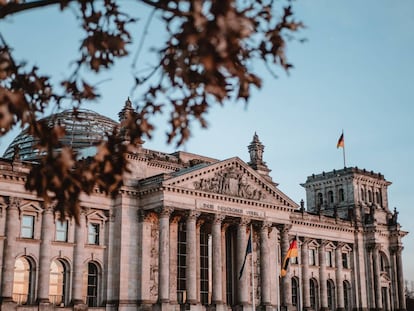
[
  {"xmin": 281, "ymin": 240, "xmax": 298, "ymax": 277},
  {"xmin": 336, "ymin": 133, "xmax": 344, "ymax": 148}
]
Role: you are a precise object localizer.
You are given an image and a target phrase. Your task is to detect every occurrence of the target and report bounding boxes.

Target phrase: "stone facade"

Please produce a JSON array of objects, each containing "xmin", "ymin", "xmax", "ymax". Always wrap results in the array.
[{"xmin": 0, "ymin": 107, "xmax": 407, "ymax": 311}]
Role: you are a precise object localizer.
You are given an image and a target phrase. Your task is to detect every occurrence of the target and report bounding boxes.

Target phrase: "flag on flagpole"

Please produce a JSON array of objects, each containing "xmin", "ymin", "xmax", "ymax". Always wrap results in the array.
[
  {"xmin": 281, "ymin": 240, "xmax": 298, "ymax": 277},
  {"xmin": 239, "ymin": 231, "xmax": 252, "ymax": 280},
  {"xmin": 337, "ymin": 132, "xmax": 345, "ymax": 148}
]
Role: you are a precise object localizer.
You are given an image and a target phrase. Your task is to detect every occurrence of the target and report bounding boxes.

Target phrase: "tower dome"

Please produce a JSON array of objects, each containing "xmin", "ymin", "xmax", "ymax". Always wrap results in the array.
[{"xmin": 2, "ymin": 109, "xmax": 118, "ymax": 162}]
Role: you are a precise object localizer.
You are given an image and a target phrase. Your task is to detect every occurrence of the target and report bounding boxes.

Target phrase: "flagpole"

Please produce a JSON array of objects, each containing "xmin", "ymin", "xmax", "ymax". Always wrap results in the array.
[
  {"xmin": 277, "ymin": 244, "xmax": 281, "ymax": 311},
  {"xmin": 342, "ymin": 143, "xmax": 346, "ymax": 168},
  {"xmin": 251, "ymin": 224, "xmax": 256, "ymax": 311},
  {"xmin": 297, "ymin": 234, "xmax": 302, "ymax": 311},
  {"xmin": 342, "ymin": 130, "xmax": 346, "ymax": 168}
]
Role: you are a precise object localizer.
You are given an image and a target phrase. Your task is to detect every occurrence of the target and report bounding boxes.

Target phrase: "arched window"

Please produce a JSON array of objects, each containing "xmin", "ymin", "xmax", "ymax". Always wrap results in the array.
[
  {"xmin": 317, "ymin": 193, "xmax": 323, "ymax": 207},
  {"xmin": 328, "ymin": 191, "xmax": 334, "ymax": 204},
  {"xmin": 368, "ymin": 190, "xmax": 372, "ymax": 202},
  {"xmin": 310, "ymin": 278, "xmax": 318, "ymax": 310},
  {"xmin": 380, "ymin": 252, "xmax": 389, "ymax": 273},
  {"xmin": 49, "ymin": 259, "xmax": 69, "ymax": 306},
  {"xmin": 361, "ymin": 189, "xmax": 365, "ymax": 201},
  {"xmin": 291, "ymin": 277, "xmax": 299, "ymax": 306},
  {"xmin": 200, "ymin": 224, "xmax": 210, "ymax": 305},
  {"xmin": 327, "ymin": 279, "xmax": 336, "ymax": 311},
  {"xmin": 375, "ymin": 191, "xmax": 380, "ymax": 204},
  {"xmin": 86, "ymin": 262, "xmax": 99, "ymax": 307},
  {"xmin": 343, "ymin": 280, "xmax": 352, "ymax": 311},
  {"xmin": 12, "ymin": 257, "xmax": 35, "ymax": 305},
  {"xmin": 338, "ymin": 188, "xmax": 345, "ymax": 202}
]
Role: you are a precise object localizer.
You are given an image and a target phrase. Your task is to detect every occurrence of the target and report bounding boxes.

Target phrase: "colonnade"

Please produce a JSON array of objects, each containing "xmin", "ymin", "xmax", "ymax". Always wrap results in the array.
[{"xmin": 156, "ymin": 207, "xmax": 279, "ymax": 310}]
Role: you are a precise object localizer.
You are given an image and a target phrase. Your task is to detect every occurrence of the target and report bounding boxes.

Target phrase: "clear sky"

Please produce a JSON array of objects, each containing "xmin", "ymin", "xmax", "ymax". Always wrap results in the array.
[{"xmin": 1, "ymin": 1, "xmax": 413, "ymax": 281}]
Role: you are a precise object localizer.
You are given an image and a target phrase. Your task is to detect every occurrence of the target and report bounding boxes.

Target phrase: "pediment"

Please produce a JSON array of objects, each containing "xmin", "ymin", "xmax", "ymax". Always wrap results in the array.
[
  {"xmin": 163, "ymin": 157, "xmax": 298, "ymax": 208},
  {"xmin": 19, "ymin": 201, "xmax": 42, "ymax": 214},
  {"xmin": 308, "ymin": 239, "xmax": 320, "ymax": 248},
  {"xmin": 86, "ymin": 210, "xmax": 107, "ymax": 223}
]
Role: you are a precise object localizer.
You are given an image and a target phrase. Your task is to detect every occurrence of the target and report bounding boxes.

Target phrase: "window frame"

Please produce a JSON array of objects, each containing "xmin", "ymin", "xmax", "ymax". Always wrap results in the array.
[
  {"xmin": 12, "ymin": 257, "xmax": 36, "ymax": 305},
  {"xmin": 88, "ymin": 223, "xmax": 100, "ymax": 245},
  {"xmin": 291, "ymin": 277, "xmax": 299, "ymax": 306},
  {"xmin": 21, "ymin": 215, "xmax": 35, "ymax": 239},
  {"xmin": 55, "ymin": 220, "xmax": 68, "ymax": 242}
]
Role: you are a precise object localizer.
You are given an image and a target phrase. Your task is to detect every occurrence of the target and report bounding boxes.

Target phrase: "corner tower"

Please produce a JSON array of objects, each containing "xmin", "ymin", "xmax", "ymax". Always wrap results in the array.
[{"xmin": 301, "ymin": 167, "xmax": 392, "ymax": 220}]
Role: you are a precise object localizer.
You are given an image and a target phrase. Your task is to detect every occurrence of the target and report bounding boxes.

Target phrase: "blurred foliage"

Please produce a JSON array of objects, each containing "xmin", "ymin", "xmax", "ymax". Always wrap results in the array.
[{"xmin": 0, "ymin": 0, "xmax": 303, "ymax": 221}]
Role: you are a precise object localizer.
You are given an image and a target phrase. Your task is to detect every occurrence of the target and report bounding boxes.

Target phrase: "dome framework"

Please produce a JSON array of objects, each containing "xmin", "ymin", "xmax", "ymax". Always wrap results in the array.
[{"xmin": 2, "ymin": 109, "xmax": 118, "ymax": 162}]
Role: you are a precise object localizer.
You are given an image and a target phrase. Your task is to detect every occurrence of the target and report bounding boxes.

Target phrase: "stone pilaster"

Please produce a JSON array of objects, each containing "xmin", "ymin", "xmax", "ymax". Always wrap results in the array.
[
  {"xmin": 1, "ymin": 197, "xmax": 20, "ymax": 302},
  {"xmin": 371, "ymin": 244, "xmax": 382, "ymax": 310},
  {"xmin": 37, "ymin": 205, "xmax": 54, "ymax": 303},
  {"xmin": 319, "ymin": 240, "xmax": 328, "ymax": 311},
  {"xmin": 186, "ymin": 210, "xmax": 200, "ymax": 305},
  {"xmin": 301, "ymin": 239, "xmax": 311, "ymax": 311},
  {"xmin": 72, "ymin": 210, "xmax": 86, "ymax": 306},
  {"xmin": 335, "ymin": 244, "xmax": 345, "ymax": 311},
  {"xmin": 169, "ymin": 215, "xmax": 181, "ymax": 304},
  {"xmin": 395, "ymin": 247, "xmax": 406, "ymax": 311},
  {"xmin": 137, "ymin": 210, "xmax": 157, "ymax": 307},
  {"xmin": 158, "ymin": 207, "xmax": 173, "ymax": 303}
]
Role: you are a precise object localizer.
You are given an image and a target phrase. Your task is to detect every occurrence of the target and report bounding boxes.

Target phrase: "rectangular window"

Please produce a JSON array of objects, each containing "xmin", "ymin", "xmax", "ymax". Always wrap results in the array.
[
  {"xmin": 88, "ymin": 223, "xmax": 100, "ymax": 245},
  {"xmin": 342, "ymin": 253, "xmax": 349, "ymax": 269},
  {"xmin": 309, "ymin": 249, "xmax": 317, "ymax": 266},
  {"xmin": 326, "ymin": 251, "xmax": 333, "ymax": 267},
  {"xmin": 56, "ymin": 220, "xmax": 68, "ymax": 242},
  {"xmin": 291, "ymin": 279, "xmax": 298, "ymax": 306},
  {"xmin": 21, "ymin": 215, "xmax": 35, "ymax": 238}
]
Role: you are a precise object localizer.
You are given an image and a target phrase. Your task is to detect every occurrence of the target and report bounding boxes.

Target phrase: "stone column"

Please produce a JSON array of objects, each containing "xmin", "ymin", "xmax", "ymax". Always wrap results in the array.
[
  {"xmin": 72, "ymin": 210, "xmax": 86, "ymax": 305},
  {"xmin": 221, "ymin": 223, "xmax": 230, "ymax": 305},
  {"xmin": 186, "ymin": 211, "xmax": 200, "ymax": 304},
  {"xmin": 1, "ymin": 197, "xmax": 20, "ymax": 302},
  {"xmin": 270, "ymin": 227, "xmax": 279, "ymax": 308},
  {"xmin": 279, "ymin": 225, "xmax": 292, "ymax": 310},
  {"xmin": 372, "ymin": 244, "xmax": 382, "ymax": 310},
  {"xmin": 212, "ymin": 214, "xmax": 225, "ymax": 305},
  {"xmin": 158, "ymin": 207, "xmax": 173, "ymax": 303},
  {"xmin": 260, "ymin": 222, "xmax": 271, "ymax": 307},
  {"xmin": 319, "ymin": 241, "xmax": 328, "ymax": 311},
  {"xmin": 169, "ymin": 215, "xmax": 181, "ymax": 304},
  {"xmin": 365, "ymin": 246, "xmax": 375, "ymax": 309},
  {"xmin": 335, "ymin": 244, "xmax": 345, "ymax": 311},
  {"xmin": 395, "ymin": 247, "xmax": 406, "ymax": 311},
  {"xmin": 301, "ymin": 239, "xmax": 310, "ymax": 311},
  {"xmin": 237, "ymin": 218, "xmax": 250, "ymax": 307},
  {"xmin": 37, "ymin": 205, "xmax": 54, "ymax": 303}
]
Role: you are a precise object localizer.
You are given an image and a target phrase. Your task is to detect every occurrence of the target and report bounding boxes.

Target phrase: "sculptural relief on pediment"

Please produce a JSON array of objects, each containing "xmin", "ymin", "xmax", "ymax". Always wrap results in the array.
[{"xmin": 193, "ymin": 167, "xmax": 266, "ymax": 200}]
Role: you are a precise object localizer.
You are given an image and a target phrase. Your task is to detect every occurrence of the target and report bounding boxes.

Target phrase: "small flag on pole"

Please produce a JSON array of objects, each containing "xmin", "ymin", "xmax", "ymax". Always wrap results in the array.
[
  {"xmin": 281, "ymin": 240, "xmax": 298, "ymax": 277},
  {"xmin": 337, "ymin": 132, "xmax": 345, "ymax": 148},
  {"xmin": 239, "ymin": 231, "xmax": 252, "ymax": 280}
]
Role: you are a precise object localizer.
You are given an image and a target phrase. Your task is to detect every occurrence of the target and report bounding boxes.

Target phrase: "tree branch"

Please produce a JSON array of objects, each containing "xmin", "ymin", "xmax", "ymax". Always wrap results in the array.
[{"xmin": 0, "ymin": 0, "xmax": 76, "ymax": 19}]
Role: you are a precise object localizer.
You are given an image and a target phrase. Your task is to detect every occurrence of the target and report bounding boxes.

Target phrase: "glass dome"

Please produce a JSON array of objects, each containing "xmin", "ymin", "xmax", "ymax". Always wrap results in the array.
[{"xmin": 2, "ymin": 109, "xmax": 119, "ymax": 162}]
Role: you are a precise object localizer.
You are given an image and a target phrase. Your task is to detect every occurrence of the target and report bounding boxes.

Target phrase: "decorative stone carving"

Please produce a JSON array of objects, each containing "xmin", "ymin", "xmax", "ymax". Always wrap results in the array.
[
  {"xmin": 150, "ymin": 221, "xmax": 159, "ymax": 299},
  {"xmin": 193, "ymin": 167, "xmax": 266, "ymax": 200}
]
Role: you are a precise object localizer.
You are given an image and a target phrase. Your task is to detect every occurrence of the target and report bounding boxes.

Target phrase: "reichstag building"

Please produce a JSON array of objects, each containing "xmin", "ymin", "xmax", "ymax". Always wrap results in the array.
[{"xmin": 0, "ymin": 99, "xmax": 407, "ymax": 311}]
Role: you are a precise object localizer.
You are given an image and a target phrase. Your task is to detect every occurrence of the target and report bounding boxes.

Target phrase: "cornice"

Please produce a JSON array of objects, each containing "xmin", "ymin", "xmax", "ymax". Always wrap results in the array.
[{"xmin": 161, "ymin": 185, "xmax": 295, "ymax": 213}]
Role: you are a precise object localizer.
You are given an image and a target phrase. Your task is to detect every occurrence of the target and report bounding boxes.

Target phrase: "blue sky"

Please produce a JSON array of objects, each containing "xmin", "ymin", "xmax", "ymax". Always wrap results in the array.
[{"xmin": 1, "ymin": 1, "xmax": 413, "ymax": 280}]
